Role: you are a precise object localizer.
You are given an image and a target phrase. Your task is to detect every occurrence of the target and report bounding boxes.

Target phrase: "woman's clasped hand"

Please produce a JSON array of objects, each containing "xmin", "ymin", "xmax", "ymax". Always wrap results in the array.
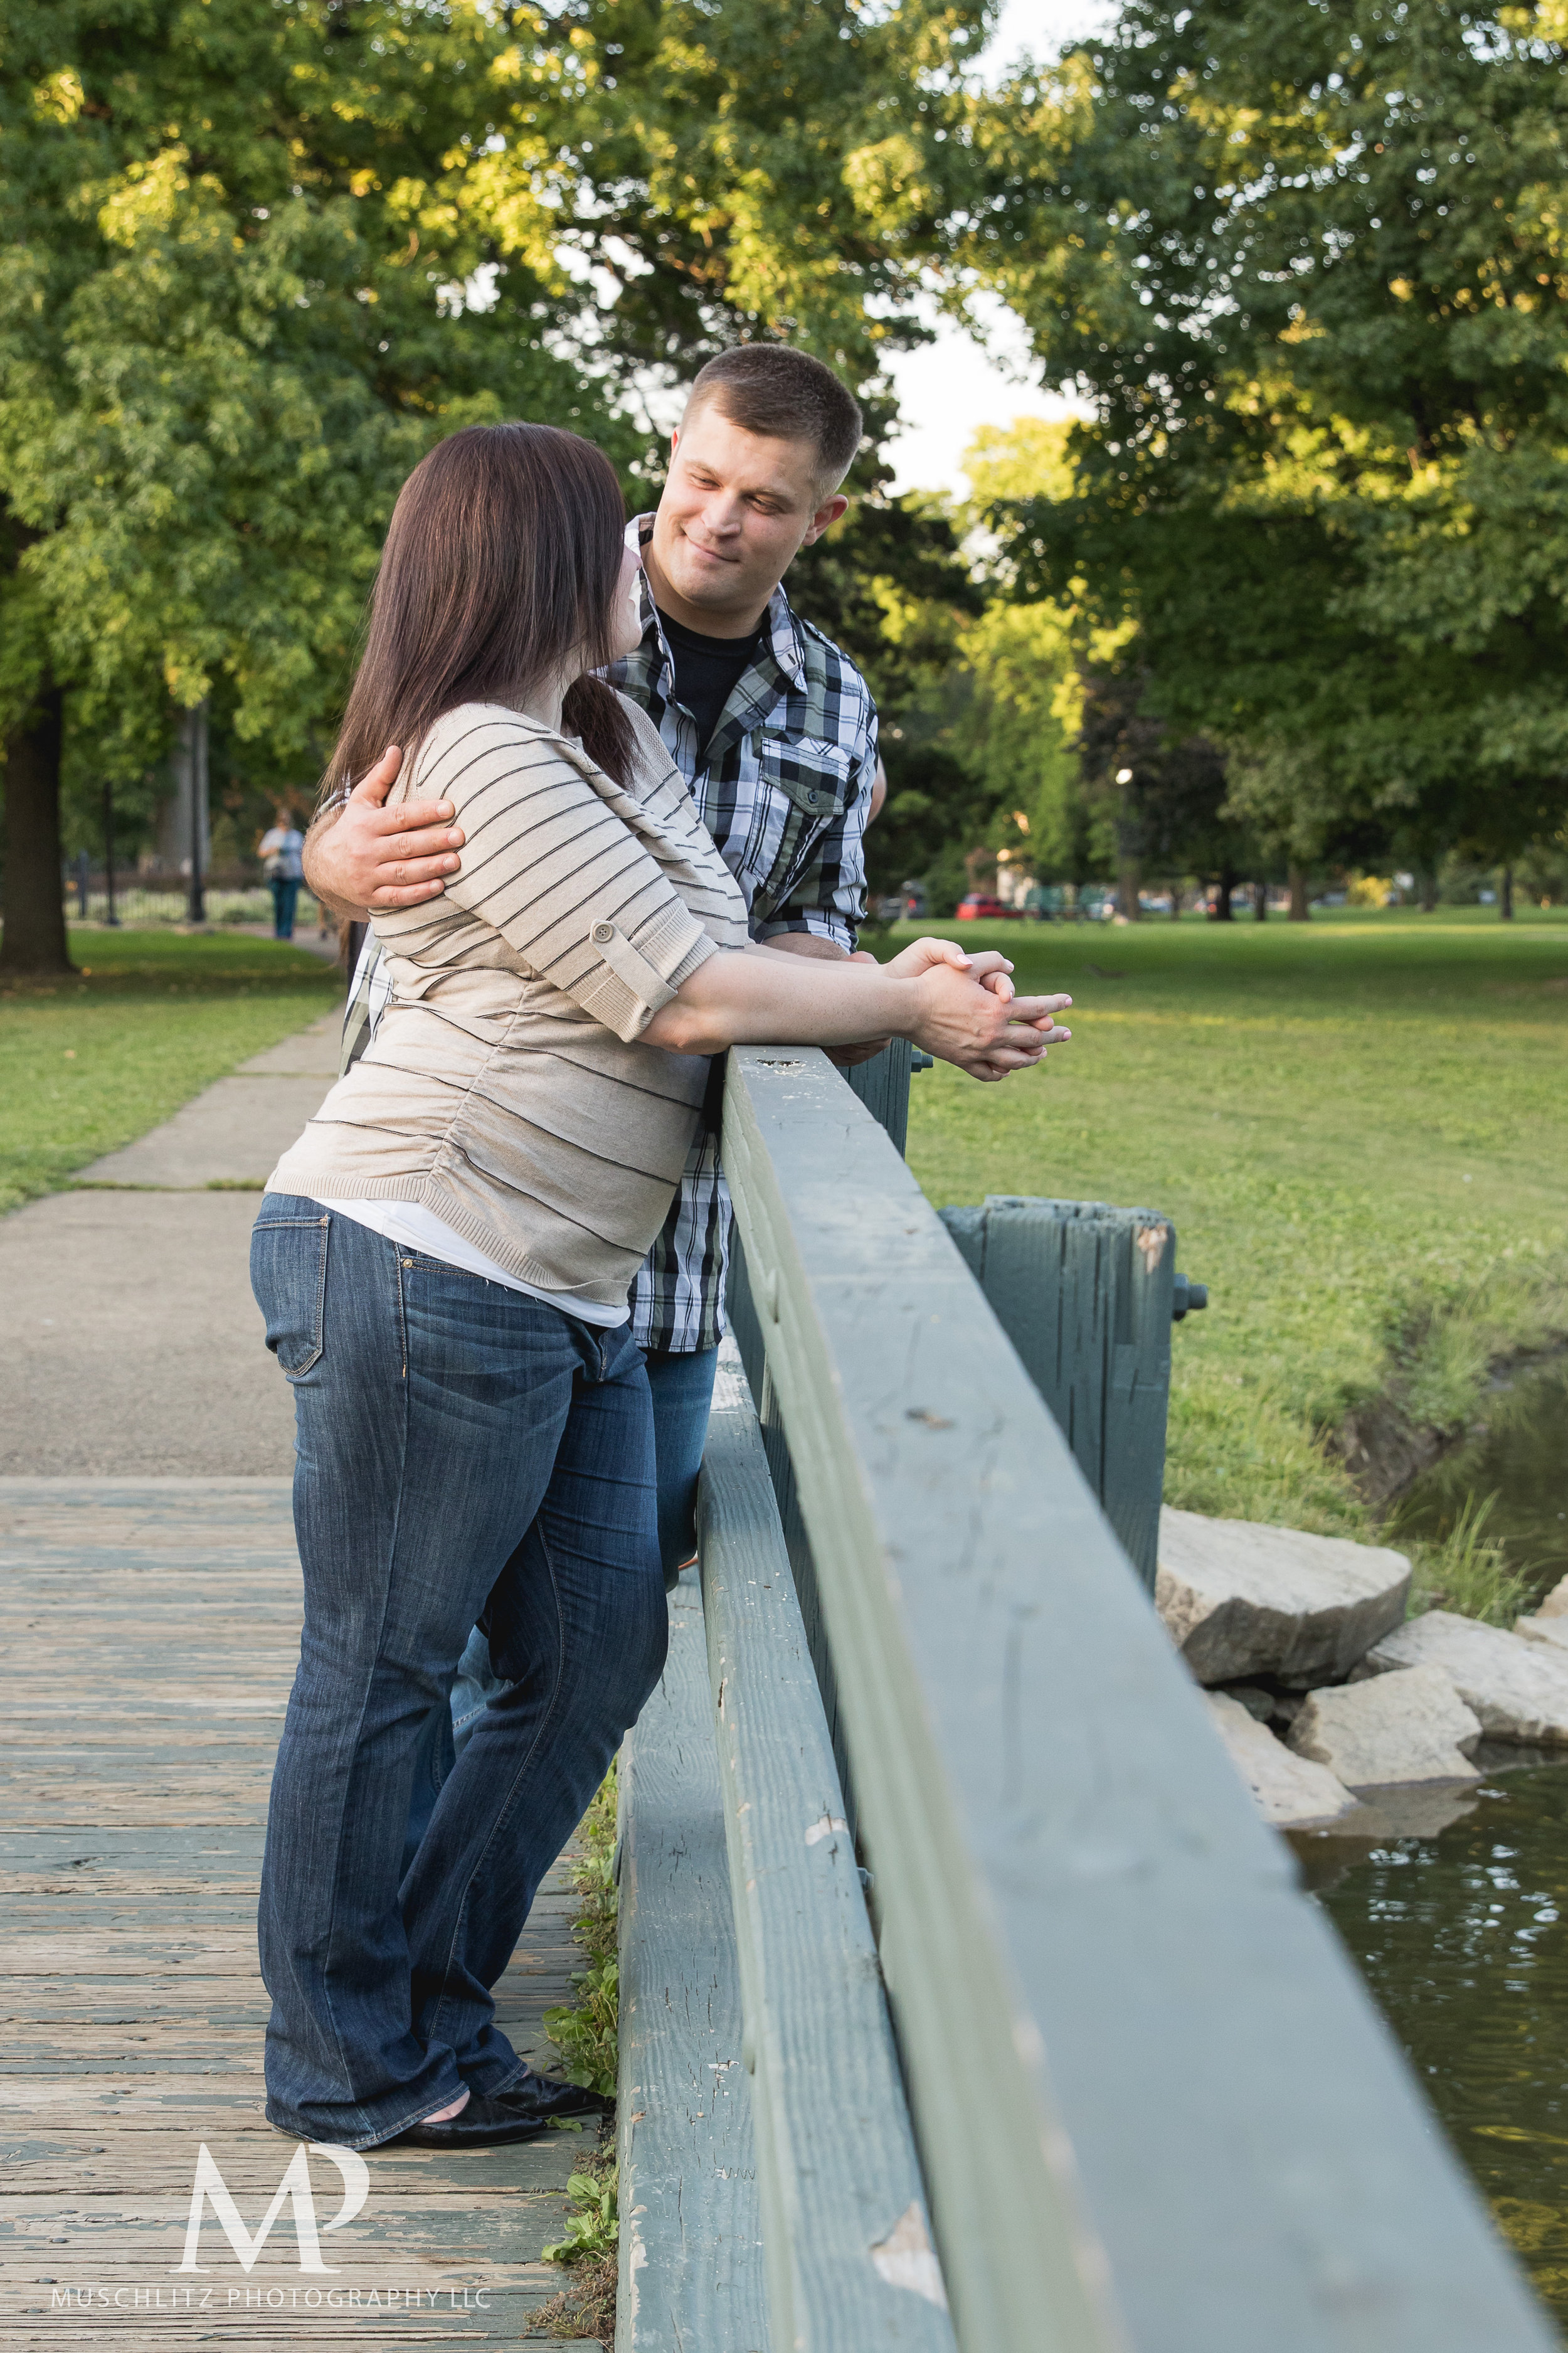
[{"xmin": 877, "ymin": 937, "xmax": 1071, "ymax": 1081}]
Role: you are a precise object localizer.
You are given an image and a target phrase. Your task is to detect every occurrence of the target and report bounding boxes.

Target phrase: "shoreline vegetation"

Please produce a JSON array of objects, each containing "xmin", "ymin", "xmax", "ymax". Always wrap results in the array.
[{"xmin": 886, "ymin": 906, "xmax": 1568, "ymax": 1629}]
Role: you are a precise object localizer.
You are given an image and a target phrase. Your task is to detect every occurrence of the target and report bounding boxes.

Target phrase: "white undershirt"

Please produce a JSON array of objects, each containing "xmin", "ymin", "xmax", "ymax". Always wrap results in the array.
[{"xmin": 317, "ymin": 1199, "xmax": 630, "ymax": 1329}]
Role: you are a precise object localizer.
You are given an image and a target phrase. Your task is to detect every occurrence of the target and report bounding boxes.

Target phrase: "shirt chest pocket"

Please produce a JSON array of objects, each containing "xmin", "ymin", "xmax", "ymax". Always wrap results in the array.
[{"xmin": 750, "ymin": 733, "xmax": 854, "ymax": 916}]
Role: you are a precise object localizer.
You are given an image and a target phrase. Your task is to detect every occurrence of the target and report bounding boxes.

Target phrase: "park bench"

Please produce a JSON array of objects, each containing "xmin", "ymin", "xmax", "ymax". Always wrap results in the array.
[{"xmin": 613, "ymin": 1043, "xmax": 1555, "ymax": 2353}]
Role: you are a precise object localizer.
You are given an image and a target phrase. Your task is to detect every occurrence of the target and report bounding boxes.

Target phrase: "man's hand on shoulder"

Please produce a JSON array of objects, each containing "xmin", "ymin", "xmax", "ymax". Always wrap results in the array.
[{"xmin": 302, "ymin": 745, "xmax": 466, "ymax": 920}]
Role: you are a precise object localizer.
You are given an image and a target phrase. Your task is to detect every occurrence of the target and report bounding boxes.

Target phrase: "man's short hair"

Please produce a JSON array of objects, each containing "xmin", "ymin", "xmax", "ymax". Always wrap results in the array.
[{"xmin": 682, "ymin": 346, "xmax": 863, "ymax": 492}]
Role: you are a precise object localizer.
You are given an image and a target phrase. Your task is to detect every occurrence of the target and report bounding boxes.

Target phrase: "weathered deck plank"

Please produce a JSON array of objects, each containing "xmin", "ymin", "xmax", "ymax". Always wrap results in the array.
[
  {"xmin": 697, "ymin": 1344, "xmax": 955, "ymax": 2352},
  {"xmin": 0, "ymin": 1480, "xmax": 601, "ymax": 2346},
  {"xmin": 615, "ymin": 1572, "xmax": 768, "ymax": 2353}
]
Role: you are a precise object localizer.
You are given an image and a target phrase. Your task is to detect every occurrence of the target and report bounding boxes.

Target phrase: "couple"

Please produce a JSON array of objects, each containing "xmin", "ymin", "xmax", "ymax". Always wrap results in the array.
[{"xmin": 252, "ymin": 344, "xmax": 1073, "ymax": 2154}]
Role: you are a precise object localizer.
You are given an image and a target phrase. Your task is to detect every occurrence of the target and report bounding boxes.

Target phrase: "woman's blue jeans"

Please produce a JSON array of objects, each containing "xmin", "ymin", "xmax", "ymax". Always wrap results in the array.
[
  {"xmin": 403, "ymin": 1340, "xmax": 718, "ymax": 1867},
  {"xmin": 270, "ymin": 876, "xmax": 300, "ymax": 938},
  {"xmin": 249, "ymin": 1196, "xmax": 667, "ymax": 2149}
]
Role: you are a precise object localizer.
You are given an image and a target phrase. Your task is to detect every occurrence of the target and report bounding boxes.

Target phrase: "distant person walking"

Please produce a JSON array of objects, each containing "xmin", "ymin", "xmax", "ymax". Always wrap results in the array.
[{"xmin": 258, "ymin": 809, "xmax": 305, "ymax": 939}]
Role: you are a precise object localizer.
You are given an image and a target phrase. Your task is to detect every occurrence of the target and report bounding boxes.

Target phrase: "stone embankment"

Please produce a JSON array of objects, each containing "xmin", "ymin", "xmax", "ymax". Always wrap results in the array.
[{"xmin": 1160, "ymin": 1506, "xmax": 1568, "ymax": 1830}]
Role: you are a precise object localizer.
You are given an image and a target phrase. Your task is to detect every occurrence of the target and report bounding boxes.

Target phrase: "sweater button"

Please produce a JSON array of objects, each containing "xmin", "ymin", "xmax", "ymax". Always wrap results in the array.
[{"xmin": 592, "ymin": 922, "xmax": 615, "ymax": 943}]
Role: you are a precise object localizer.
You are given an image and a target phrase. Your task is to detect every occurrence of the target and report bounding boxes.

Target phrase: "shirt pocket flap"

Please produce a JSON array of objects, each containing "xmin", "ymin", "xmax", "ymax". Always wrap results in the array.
[{"xmin": 754, "ymin": 732, "xmax": 854, "ymax": 821}]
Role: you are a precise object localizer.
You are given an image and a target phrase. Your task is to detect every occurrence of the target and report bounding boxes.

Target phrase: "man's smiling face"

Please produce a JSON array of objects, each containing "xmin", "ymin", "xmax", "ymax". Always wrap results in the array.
[{"xmin": 645, "ymin": 401, "xmax": 849, "ymax": 639}]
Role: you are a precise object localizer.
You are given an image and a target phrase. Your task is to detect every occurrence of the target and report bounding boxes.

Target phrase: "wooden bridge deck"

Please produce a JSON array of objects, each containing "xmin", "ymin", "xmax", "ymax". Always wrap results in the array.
[{"xmin": 0, "ymin": 1480, "xmax": 600, "ymax": 2347}]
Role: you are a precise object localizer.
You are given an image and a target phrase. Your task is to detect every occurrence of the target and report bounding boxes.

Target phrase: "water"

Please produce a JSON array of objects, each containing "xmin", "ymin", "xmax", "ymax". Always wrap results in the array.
[
  {"xmin": 1301, "ymin": 1361, "xmax": 1568, "ymax": 2329},
  {"xmin": 1396, "ymin": 1359, "xmax": 1568, "ymax": 1597},
  {"xmin": 1306, "ymin": 1763, "xmax": 1568, "ymax": 2330}
]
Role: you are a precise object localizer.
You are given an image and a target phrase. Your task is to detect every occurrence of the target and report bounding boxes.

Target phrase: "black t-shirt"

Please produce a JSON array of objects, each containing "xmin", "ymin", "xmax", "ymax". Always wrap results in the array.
[{"xmin": 658, "ymin": 608, "xmax": 765, "ymax": 758}]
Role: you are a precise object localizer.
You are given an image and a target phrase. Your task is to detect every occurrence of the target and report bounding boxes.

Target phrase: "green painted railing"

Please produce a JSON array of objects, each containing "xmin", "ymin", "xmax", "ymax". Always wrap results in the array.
[{"xmin": 617, "ymin": 1043, "xmax": 1555, "ymax": 2353}]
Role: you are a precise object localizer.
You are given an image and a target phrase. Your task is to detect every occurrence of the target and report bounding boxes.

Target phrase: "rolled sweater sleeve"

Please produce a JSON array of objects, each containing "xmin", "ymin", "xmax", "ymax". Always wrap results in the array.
[{"xmin": 422, "ymin": 711, "xmax": 718, "ymax": 1043}]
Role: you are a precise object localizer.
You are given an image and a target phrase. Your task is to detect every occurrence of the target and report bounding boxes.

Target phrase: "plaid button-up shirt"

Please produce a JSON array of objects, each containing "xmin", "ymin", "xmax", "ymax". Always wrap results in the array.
[{"xmin": 340, "ymin": 515, "xmax": 877, "ymax": 1352}]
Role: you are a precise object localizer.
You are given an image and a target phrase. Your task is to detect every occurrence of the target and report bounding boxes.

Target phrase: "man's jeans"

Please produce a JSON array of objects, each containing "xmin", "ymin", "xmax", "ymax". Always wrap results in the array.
[
  {"xmin": 647, "ymin": 1342, "xmax": 722, "ymax": 1589},
  {"xmin": 405, "ymin": 1342, "xmax": 718, "ymax": 1862},
  {"xmin": 250, "ymin": 1197, "xmax": 667, "ymax": 2149}
]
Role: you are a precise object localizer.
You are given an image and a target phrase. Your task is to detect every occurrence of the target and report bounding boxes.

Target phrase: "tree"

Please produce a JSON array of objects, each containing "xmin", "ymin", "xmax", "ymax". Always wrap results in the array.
[
  {"xmin": 1, "ymin": 0, "xmax": 993, "ymax": 969},
  {"xmin": 788, "ymin": 493, "xmax": 987, "ymax": 902},
  {"xmin": 965, "ymin": 0, "xmax": 1568, "ymax": 884},
  {"xmin": 1, "ymin": 0, "xmax": 618, "ymax": 969},
  {"xmin": 507, "ymin": 0, "xmax": 993, "ymax": 414},
  {"xmin": 949, "ymin": 422, "xmax": 1105, "ymax": 901}
]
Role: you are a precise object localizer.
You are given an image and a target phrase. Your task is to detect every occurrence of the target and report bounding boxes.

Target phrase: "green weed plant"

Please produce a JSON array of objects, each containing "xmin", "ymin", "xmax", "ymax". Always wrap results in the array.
[
  {"xmin": 1402, "ymin": 1493, "xmax": 1539, "ymax": 1629},
  {"xmin": 543, "ymin": 1765, "xmax": 619, "ymax": 2101},
  {"xmin": 541, "ymin": 2155, "xmax": 619, "ymax": 2267}
]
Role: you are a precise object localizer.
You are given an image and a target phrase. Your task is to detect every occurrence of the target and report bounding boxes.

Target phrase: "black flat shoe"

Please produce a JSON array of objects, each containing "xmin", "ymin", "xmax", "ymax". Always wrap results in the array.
[
  {"xmin": 505, "ymin": 2067, "xmax": 613, "ymax": 2122},
  {"xmin": 394, "ymin": 2073, "xmax": 611, "ymax": 2149},
  {"xmin": 395, "ymin": 2091, "xmax": 558, "ymax": 2149}
]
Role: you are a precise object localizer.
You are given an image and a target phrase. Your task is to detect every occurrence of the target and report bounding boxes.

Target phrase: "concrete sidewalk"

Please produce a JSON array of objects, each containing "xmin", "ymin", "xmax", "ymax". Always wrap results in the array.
[{"xmin": 0, "ymin": 1013, "xmax": 341, "ymax": 1476}]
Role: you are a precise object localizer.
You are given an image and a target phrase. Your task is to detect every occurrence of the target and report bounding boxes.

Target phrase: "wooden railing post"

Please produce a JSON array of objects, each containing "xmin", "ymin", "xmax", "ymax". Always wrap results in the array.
[{"xmin": 940, "ymin": 1196, "xmax": 1177, "ymax": 1588}]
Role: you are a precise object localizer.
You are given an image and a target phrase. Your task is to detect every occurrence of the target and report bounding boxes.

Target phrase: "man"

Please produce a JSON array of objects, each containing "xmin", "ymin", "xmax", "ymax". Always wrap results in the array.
[{"xmin": 308, "ymin": 344, "xmax": 935, "ymax": 1589}]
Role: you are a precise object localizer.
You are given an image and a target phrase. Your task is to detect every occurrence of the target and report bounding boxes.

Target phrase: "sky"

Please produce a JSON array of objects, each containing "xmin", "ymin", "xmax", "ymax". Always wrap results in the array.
[{"xmin": 879, "ymin": 0, "xmax": 1111, "ymax": 498}]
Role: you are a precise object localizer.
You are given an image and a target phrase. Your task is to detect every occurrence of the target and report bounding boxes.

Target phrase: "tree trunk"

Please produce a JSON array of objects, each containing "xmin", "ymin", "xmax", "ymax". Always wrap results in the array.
[
  {"xmin": 1170, "ymin": 881, "xmax": 1183, "ymax": 921},
  {"xmin": 0, "ymin": 681, "xmax": 73, "ymax": 977},
  {"xmin": 1253, "ymin": 879, "xmax": 1268, "ymax": 922},
  {"xmin": 1500, "ymin": 864, "xmax": 1514, "ymax": 921},
  {"xmin": 1212, "ymin": 864, "xmax": 1237, "ymax": 922},
  {"xmin": 1288, "ymin": 864, "xmax": 1310, "ymax": 921},
  {"xmin": 1116, "ymin": 850, "xmax": 1143, "ymax": 922}
]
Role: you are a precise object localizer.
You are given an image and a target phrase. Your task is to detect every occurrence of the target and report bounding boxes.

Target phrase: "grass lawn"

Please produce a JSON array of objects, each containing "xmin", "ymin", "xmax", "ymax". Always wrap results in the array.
[
  {"xmin": 879, "ymin": 905, "xmax": 1568, "ymax": 1566},
  {"xmin": 0, "ymin": 928, "xmax": 341, "ymax": 1216}
]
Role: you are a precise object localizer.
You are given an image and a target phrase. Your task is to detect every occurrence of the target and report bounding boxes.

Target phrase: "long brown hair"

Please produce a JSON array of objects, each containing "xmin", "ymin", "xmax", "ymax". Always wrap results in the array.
[{"xmin": 326, "ymin": 422, "xmax": 636, "ymax": 799}]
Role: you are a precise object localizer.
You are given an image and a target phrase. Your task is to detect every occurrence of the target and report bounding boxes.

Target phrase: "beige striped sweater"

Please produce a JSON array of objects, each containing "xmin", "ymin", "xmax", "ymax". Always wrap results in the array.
[{"xmin": 268, "ymin": 698, "xmax": 750, "ymax": 1311}]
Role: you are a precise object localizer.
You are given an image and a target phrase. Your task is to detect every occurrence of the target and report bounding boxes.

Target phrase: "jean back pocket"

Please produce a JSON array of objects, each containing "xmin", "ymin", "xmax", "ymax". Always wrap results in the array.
[{"xmin": 251, "ymin": 1200, "xmax": 331, "ymax": 1378}]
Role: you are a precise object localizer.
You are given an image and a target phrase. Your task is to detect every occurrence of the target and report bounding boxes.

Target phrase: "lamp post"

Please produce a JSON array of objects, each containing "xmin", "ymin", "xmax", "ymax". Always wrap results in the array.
[
  {"xmin": 102, "ymin": 777, "xmax": 119, "ymax": 925},
  {"xmin": 1113, "ymin": 765, "xmax": 1142, "ymax": 923},
  {"xmin": 184, "ymin": 703, "xmax": 209, "ymax": 927}
]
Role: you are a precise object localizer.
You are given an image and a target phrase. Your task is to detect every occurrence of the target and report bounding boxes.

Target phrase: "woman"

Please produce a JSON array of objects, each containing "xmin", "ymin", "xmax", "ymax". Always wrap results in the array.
[
  {"xmin": 251, "ymin": 422, "xmax": 1069, "ymax": 2154},
  {"xmin": 257, "ymin": 807, "xmax": 305, "ymax": 940}
]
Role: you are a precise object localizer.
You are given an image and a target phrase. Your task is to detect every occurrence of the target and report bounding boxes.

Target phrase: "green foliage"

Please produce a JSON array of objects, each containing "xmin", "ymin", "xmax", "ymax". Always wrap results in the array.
[
  {"xmin": 1403, "ymin": 1493, "xmax": 1537, "ymax": 1628},
  {"xmin": 1386, "ymin": 1250, "xmax": 1568, "ymax": 1435},
  {"xmin": 1, "ymin": 0, "xmax": 1000, "ymax": 932},
  {"xmin": 515, "ymin": 0, "xmax": 995, "ymax": 401},
  {"xmin": 971, "ymin": 0, "xmax": 1568, "ymax": 871},
  {"xmin": 543, "ymin": 1763, "xmax": 620, "ymax": 2101},
  {"xmin": 532, "ymin": 2135, "xmax": 619, "ymax": 2335},
  {"xmin": 953, "ymin": 422, "xmax": 1092, "ymax": 883},
  {"xmin": 789, "ymin": 492, "xmax": 986, "ymax": 903},
  {"xmin": 1, "ymin": 0, "xmax": 633, "ymax": 778},
  {"xmin": 541, "ymin": 2157, "xmax": 619, "ymax": 2267},
  {"xmin": 960, "ymin": 601, "xmax": 1087, "ymax": 869}
]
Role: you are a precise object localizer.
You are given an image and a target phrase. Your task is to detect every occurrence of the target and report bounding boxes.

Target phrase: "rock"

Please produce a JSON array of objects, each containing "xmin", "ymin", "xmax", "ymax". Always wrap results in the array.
[
  {"xmin": 1293, "ymin": 1784, "xmax": 1481, "ymax": 1889},
  {"xmin": 1361, "ymin": 1610, "xmax": 1568, "ymax": 1745},
  {"xmin": 1287, "ymin": 1664, "xmax": 1481, "ymax": 1789},
  {"xmin": 1535, "ymin": 1573, "xmax": 1568, "ymax": 1620},
  {"xmin": 1515, "ymin": 1613, "xmax": 1568, "ymax": 1655},
  {"xmin": 1156, "ymin": 1508, "xmax": 1411, "ymax": 1687},
  {"xmin": 1219, "ymin": 1683, "xmax": 1276, "ymax": 1723},
  {"xmin": 1344, "ymin": 1783, "xmax": 1481, "ymax": 1843},
  {"xmin": 1202, "ymin": 1692, "xmax": 1361, "ymax": 1830}
]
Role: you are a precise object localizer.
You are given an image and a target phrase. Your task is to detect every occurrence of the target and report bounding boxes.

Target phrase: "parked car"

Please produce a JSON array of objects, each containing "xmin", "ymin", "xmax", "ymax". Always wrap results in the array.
[{"xmin": 955, "ymin": 893, "xmax": 1008, "ymax": 920}]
